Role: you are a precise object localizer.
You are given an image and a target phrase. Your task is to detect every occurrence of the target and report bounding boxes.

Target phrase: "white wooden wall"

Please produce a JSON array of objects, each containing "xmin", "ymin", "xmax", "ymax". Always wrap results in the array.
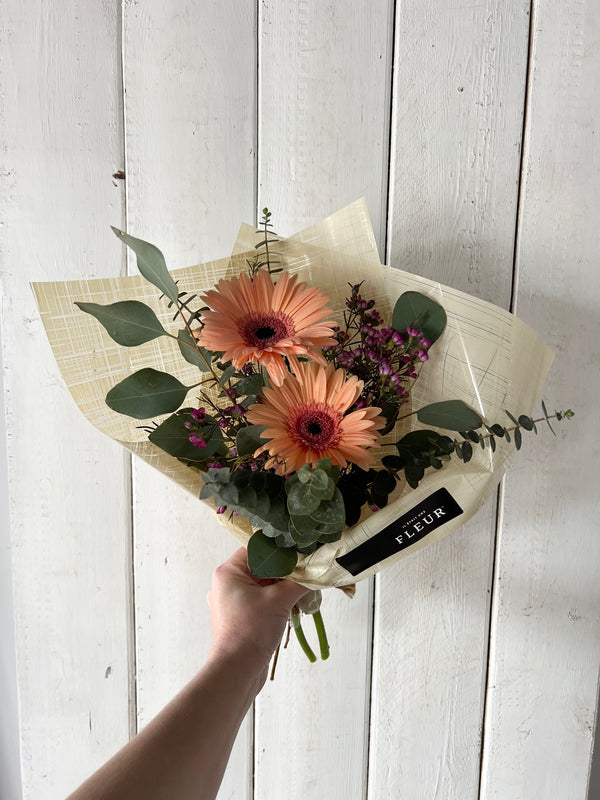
[{"xmin": 1, "ymin": 2, "xmax": 599, "ymax": 798}]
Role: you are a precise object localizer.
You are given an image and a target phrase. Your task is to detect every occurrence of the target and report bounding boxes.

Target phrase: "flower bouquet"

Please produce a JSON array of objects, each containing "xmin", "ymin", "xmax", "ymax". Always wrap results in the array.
[{"xmin": 32, "ymin": 200, "xmax": 569, "ymax": 662}]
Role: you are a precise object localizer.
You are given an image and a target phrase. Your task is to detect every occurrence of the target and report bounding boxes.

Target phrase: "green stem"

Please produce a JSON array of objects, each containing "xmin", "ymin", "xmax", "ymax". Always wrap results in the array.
[
  {"xmin": 312, "ymin": 610, "xmax": 330, "ymax": 660},
  {"xmin": 291, "ymin": 612, "xmax": 316, "ymax": 663}
]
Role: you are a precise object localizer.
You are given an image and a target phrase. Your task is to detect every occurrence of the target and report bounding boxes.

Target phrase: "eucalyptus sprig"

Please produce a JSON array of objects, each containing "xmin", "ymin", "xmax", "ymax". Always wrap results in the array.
[
  {"xmin": 379, "ymin": 401, "xmax": 574, "ymax": 491},
  {"xmin": 246, "ymin": 207, "xmax": 282, "ymax": 276}
]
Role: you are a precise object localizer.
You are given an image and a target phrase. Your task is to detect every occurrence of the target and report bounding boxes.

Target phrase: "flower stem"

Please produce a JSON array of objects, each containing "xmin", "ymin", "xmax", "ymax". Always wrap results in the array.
[
  {"xmin": 291, "ymin": 611, "xmax": 317, "ymax": 663},
  {"xmin": 312, "ymin": 610, "xmax": 330, "ymax": 660}
]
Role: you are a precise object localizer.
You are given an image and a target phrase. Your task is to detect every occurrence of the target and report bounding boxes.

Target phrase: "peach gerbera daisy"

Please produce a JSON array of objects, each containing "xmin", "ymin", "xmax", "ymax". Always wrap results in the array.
[
  {"xmin": 246, "ymin": 362, "xmax": 385, "ymax": 474},
  {"xmin": 195, "ymin": 269, "xmax": 337, "ymax": 386}
]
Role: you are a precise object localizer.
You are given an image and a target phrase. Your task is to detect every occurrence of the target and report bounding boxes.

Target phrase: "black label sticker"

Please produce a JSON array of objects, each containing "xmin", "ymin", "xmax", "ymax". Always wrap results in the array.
[{"xmin": 336, "ymin": 488, "xmax": 463, "ymax": 576}]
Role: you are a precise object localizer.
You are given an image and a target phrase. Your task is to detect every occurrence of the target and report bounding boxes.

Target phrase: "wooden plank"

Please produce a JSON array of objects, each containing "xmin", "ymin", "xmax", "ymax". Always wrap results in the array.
[
  {"xmin": 479, "ymin": 1, "xmax": 600, "ymax": 796},
  {"xmin": 0, "ymin": 334, "xmax": 22, "ymax": 800},
  {"xmin": 257, "ymin": 0, "xmax": 395, "ymax": 249},
  {"xmin": 369, "ymin": 2, "xmax": 532, "ymax": 797},
  {"xmin": 121, "ymin": 3, "xmax": 257, "ymax": 798},
  {"xmin": 254, "ymin": 2, "xmax": 394, "ymax": 797},
  {"xmin": 0, "ymin": 2, "xmax": 131, "ymax": 797}
]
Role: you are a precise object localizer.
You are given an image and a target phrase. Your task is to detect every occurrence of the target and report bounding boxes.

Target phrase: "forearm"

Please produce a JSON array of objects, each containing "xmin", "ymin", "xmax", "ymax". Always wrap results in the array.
[{"xmin": 67, "ymin": 652, "xmax": 263, "ymax": 800}]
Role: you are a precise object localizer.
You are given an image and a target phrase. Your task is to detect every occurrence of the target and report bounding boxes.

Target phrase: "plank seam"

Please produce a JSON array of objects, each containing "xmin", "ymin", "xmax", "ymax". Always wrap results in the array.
[
  {"xmin": 477, "ymin": 484, "xmax": 504, "ymax": 799},
  {"xmin": 255, "ymin": 0, "xmax": 261, "ymax": 224},
  {"xmin": 363, "ymin": 575, "xmax": 377, "ymax": 800},
  {"xmin": 509, "ymin": 0, "xmax": 536, "ymax": 317},
  {"xmin": 119, "ymin": 0, "xmax": 138, "ymax": 741},
  {"xmin": 479, "ymin": 5, "xmax": 535, "ymax": 793},
  {"xmin": 383, "ymin": 0, "xmax": 399, "ymax": 266}
]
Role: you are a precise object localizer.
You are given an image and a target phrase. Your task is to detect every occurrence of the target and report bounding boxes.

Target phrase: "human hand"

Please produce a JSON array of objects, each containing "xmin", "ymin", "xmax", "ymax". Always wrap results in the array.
[{"xmin": 207, "ymin": 548, "xmax": 309, "ymax": 682}]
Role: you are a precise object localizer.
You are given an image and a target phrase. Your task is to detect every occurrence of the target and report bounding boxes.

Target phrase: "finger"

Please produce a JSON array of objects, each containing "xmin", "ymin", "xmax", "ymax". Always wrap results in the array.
[
  {"xmin": 227, "ymin": 547, "xmax": 250, "ymax": 571},
  {"xmin": 267, "ymin": 578, "xmax": 310, "ymax": 609}
]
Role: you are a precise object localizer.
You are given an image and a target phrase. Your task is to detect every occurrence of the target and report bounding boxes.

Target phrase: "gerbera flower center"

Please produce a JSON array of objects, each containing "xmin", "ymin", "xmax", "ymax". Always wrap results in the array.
[
  {"xmin": 238, "ymin": 312, "xmax": 295, "ymax": 350},
  {"xmin": 288, "ymin": 403, "xmax": 342, "ymax": 450}
]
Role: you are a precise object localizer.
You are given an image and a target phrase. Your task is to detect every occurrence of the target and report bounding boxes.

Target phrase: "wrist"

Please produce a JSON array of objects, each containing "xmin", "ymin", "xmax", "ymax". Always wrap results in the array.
[{"xmin": 205, "ymin": 640, "xmax": 271, "ymax": 697}]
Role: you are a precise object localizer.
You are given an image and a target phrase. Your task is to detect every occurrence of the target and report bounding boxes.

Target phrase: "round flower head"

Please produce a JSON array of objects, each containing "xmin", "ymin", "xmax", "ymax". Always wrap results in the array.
[
  {"xmin": 195, "ymin": 270, "xmax": 336, "ymax": 386},
  {"xmin": 246, "ymin": 362, "xmax": 385, "ymax": 474}
]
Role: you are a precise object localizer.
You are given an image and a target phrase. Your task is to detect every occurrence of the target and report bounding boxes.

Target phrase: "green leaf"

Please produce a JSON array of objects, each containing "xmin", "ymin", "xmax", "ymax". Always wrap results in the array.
[
  {"xmin": 297, "ymin": 464, "xmax": 312, "ymax": 483},
  {"xmin": 505, "ymin": 409, "xmax": 519, "ymax": 425},
  {"xmin": 235, "ymin": 373, "xmax": 264, "ymax": 395},
  {"xmin": 177, "ymin": 328, "xmax": 213, "ymax": 371},
  {"xmin": 287, "ymin": 481, "xmax": 321, "ymax": 515},
  {"xmin": 309, "ymin": 469, "xmax": 331, "ymax": 497},
  {"xmin": 111, "ymin": 228, "xmax": 179, "ymax": 302},
  {"xmin": 247, "ymin": 531, "xmax": 297, "ymax": 578},
  {"xmin": 374, "ymin": 470, "xmax": 397, "ymax": 495},
  {"xmin": 541, "ymin": 400, "xmax": 557, "ymax": 436},
  {"xmin": 289, "ymin": 519, "xmax": 320, "ymax": 547},
  {"xmin": 380, "ymin": 403, "xmax": 399, "ymax": 436},
  {"xmin": 462, "ymin": 441, "xmax": 473, "ymax": 462},
  {"xmin": 391, "ymin": 291, "xmax": 447, "ymax": 344},
  {"xmin": 149, "ymin": 409, "xmax": 223, "ymax": 461},
  {"xmin": 514, "ymin": 427, "xmax": 522, "ymax": 450},
  {"xmin": 274, "ymin": 531, "xmax": 296, "ymax": 549},
  {"xmin": 381, "ymin": 454, "xmax": 405, "ymax": 470},
  {"xmin": 289, "ymin": 513, "xmax": 318, "ymax": 536},
  {"xmin": 316, "ymin": 458, "xmax": 334, "ymax": 474},
  {"xmin": 261, "ymin": 497, "xmax": 290, "ymax": 531},
  {"xmin": 236, "ymin": 425, "xmax": 267, "ymax": 457},
  {"xmin": 106, "ymin": 368, "xmax": 192, "ymax": 419},
  {"xmin": 218, "ymin": 364, "xmax": 237, "ymax": 386},
  {"xmin": 518, "ymin": 415, "xmax": 534, "ymax": 431},
  {"xmin": 75, "ymin": 300, "xmax": 167, "ymax": 346},
  {"xmin": 308, "ymin": 489, "xmax": 345, "ymax": 527},
  {"xmin": 489, "ymin": 435, "xmax": 496, "ymax": 452},
  {"xmin": 405, "ymin": 462, "xmax": 425, "ymax": 486},
  {"xmin": 416, "ymin": 400, "xmax": 482, "ymax": 431}
]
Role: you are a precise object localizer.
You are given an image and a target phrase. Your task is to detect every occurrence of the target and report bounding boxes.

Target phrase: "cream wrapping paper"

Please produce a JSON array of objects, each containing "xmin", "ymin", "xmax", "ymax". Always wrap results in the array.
[{"xmin": 32, "ymin": 200, "xmax": 553, "ymax": 589}]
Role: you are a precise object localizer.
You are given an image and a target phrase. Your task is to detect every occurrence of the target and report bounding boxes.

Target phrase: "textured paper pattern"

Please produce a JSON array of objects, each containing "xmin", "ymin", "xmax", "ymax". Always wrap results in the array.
[{"xmin": 32, "ymin": 200, "xmax": 553, "ymax": 588}]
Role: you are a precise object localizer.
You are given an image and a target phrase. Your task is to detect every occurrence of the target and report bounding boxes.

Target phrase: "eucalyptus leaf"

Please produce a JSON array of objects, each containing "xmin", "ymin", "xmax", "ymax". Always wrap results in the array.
[
  {"xmin": 247, "ymin": 531, "xmax": 297, "ymax": 578},
  {"xmin": 391, "ymin": 291, "xmax": 447, "ymax": 344},
  {"xmin": 262, "ymin": 497, "xmax": 290, "ymax": 531},
  {"xmin": 416, "ymin": 400, "xmax": 482, "ymax": 431},
  {"xmin": 111, "ymin": 228, "xmax": 179, "ymax": 302},
  {"xmin": 274, "ymin": 531, "xmax": 296, "ymax": 549},
  {"xmin": 236, "ymin": 425, "xmax": 267, "ymax": 457},
  {"xmin": 218, "ymin": 364, "xmax": 237, "ymax": 386},
  {"xmin": 177, "ymin": 328, "xmax": 213, "ymax": 371},
  {"xmin": 381, "ymin": 454, "xmax": 405, "ymax": 470},
  {"xmin": 505, "ymin": 409, "xmax": 519, "ymax": 425},
  {"xmin": 288, "ymin": 518, "xmax": 320, "ymax": 546},
  {"xmin": 308, "ymin": 490, "xmax": 345, "ymax": 526},
  {"xmin": 106, "ymin": 368, "xmax": 193, "ymax": 419},
  {"xmin": 316, "ymin": 527, "xmax": 344, "ymax": 544},
  {"xmin": 380, "ymin": 403, "xmax": 399, "ymax": 436},
  {"xmin": 374, "ymin": 470, "xmax": 397, "ymax": 495},
  {"xmin": 514, "ymin": 427, "xmax": 522, "ymax": 450},
  {"xmin": 287, "ymin": 482, "xmax": 321, "ymax": 515},
  {"xmin": 405, "ymin": 462, "xmax": 425, "ymax": 485},
  {"xmin": 518, "ymin": 415, "xmax": 534, "ymax": 431},
  {"xmin": 235, "ymin": 373, "xmax": 264, "ymax": 395},
  {"xmin": 149, "ymin": 409, "xmax": 223, "ymax": 461},
  {"xmin": 75, "ymin": 300, "xmax": 166, "ymax": 346},
  {"xmin": 461, "ymin": 441, "xmax": 473, "ymax": 462}
]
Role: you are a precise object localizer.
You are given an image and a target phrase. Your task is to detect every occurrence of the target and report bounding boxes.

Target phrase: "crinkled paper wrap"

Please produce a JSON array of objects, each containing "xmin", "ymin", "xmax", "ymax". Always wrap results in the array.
[{"xmin": 32, "ymin": 200, "xmax": 553, "ymax": 589}]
